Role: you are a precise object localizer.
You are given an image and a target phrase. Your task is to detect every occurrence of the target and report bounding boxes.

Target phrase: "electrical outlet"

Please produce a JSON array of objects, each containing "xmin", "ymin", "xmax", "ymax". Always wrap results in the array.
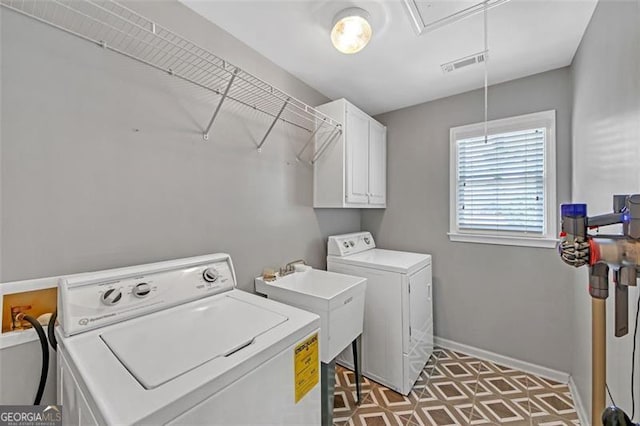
[{"xmin": 1, "ymin": 287, "xmax": 57, "ymax": 333}]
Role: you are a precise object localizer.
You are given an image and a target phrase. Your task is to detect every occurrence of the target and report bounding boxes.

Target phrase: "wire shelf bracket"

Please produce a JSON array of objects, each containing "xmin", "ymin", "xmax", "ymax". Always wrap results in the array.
[
  {"xmin": 257, "ymin": 98, "xmax": 288, "ymax": 152},
  {"xmin": 0, "ymin": 0, "xmax": 343, "ymax": 161},
  {"xmin": 203, "ymin": 68, "xmax": 238, "ymax": 141},
  {"xmin": 311, "ymin": 129, "xmax": 341, "ymax": 165},
  {"xmin": 295, "ymin": 122, "xmax": 324, "ymax": 162}
]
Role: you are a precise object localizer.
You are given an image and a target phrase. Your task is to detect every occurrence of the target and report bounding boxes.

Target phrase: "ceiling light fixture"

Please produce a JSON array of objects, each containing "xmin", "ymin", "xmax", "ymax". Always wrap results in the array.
[{"xmin": 331, "ymin": 8, "xmax": 372, "ymax": 54}]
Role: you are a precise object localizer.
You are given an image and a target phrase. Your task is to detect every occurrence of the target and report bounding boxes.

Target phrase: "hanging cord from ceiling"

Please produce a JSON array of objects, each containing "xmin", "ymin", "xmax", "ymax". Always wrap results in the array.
[{"xmin": 483, "ymin": 1, "xmax": 489, "ymax": 144}]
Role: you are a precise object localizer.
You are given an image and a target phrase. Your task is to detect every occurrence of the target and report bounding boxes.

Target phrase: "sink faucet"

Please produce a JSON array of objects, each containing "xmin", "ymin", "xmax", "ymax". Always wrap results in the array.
[{"xmin": 279, "ymin": 259, "xmax": 306, "ymax": 277}]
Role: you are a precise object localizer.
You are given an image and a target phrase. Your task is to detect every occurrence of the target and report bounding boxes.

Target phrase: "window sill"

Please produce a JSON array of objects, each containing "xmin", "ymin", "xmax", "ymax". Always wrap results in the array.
[{"xmin": 448, "ymin": 232, "xmax": 559, "ymax": 249}]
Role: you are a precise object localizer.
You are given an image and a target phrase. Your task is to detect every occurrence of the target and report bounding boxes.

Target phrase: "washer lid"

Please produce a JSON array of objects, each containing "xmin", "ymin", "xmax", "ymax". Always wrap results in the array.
[
  {"xmin": 328, "ymin": 248, "xmax": 431, "ymax": 274},
  {"xmin": 100, "ymin": 294, "xmax": 288, "ymax": 390}
]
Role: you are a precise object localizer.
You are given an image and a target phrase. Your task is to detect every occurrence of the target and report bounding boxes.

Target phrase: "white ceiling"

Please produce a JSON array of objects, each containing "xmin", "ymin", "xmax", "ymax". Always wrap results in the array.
[{"xmin": 180, "ymin": 0, "xmax": 597, "ymax": 115}]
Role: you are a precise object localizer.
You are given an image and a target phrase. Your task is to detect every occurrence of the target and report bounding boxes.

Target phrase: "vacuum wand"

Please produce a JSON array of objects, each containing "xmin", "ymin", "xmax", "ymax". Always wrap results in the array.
[{"xmin": 559, "ymin": 195, "xmax": 640, "ymax": 426}]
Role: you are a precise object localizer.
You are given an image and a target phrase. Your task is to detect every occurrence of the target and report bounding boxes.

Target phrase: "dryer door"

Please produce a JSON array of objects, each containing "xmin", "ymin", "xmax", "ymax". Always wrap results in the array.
[
  {"xmin": 402, "ymin": 265, "xmax": 434, "ymax": 392},
  {"xmin": 408, "ymin": 265, "xmax": 433, "ymax": 353}
]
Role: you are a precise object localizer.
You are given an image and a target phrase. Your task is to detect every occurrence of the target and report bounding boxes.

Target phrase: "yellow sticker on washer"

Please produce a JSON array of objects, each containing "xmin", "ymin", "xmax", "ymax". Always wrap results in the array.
[{"xmin": 294, "ymin": 332, "xmax": 319, "ymax": 403}]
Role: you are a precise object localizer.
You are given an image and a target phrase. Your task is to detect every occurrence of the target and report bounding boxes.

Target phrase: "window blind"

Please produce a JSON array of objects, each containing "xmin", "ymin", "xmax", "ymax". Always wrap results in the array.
[{"xmin": 456, "ymin": 128, "xmax": 545, "ymax": 234}]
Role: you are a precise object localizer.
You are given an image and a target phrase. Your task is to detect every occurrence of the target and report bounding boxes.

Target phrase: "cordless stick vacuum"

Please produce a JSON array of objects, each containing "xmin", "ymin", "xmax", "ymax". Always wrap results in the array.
[{"xmin": 559, "ymin": 195, "xmax": 640, "ymax": 426}]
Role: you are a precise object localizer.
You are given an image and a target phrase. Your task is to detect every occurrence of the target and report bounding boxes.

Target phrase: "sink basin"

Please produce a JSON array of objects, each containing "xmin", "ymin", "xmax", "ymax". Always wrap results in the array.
[{"xmin": 255, "ymin": 269, "xmax": 366, "ymax": 363}]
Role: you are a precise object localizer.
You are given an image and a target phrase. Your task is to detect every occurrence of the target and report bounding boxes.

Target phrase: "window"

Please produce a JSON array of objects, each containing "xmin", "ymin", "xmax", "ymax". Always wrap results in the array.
[{"xmin": 449, "ymin": 110, "xmax": 557, "ymax": 248}]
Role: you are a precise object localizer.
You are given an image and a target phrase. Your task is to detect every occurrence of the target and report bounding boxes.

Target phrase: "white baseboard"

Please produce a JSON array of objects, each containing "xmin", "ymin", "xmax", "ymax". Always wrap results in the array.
[
  {"xmin": 569, "ymin": 376, "xmax": 590, "ymax": 426},
  {"xmin": 434, "ymin": 336, "xmax": 570, "ymax": 384}
]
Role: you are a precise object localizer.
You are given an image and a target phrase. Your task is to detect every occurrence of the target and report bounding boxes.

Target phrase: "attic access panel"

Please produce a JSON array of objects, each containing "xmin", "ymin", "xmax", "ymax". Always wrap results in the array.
[{"xmin": 402, "ymin": 0, "xmax": 510, "ymax": 35}]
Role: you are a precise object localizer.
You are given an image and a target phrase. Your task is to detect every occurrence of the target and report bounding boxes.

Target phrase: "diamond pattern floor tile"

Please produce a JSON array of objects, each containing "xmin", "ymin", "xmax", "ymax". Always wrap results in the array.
[{"xmin": 333, "ymin": 347, "xmax": 580, "ymax": 426}]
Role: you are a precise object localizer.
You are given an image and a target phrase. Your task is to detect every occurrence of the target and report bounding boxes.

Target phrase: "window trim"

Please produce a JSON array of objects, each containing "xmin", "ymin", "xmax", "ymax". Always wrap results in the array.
[{"xmin": 448, "ymin": 110, "xmax": 558, "ymax": 249}]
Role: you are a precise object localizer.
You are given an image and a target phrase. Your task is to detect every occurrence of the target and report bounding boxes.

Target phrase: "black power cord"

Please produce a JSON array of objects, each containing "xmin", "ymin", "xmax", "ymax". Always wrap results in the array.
[
  {"xmin": 600, "ymin": 290, "xmax": 640, "ymax": 426},
  {"xmin": 608, "ymin": 383, "xmax": 617, "ymax": 406},
  {"xmin": 19, "ymin": 314, "xmax": 49, "ymax": 405},
  {"xmin": 631, "ymin": 291, "xmax": 639, "ymax": 421}
]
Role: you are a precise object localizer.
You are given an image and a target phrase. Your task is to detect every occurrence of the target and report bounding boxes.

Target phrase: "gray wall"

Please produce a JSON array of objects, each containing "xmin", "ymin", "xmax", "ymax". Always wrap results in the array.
[
  {"xmin": 362, "ymin": 68, "xmax": 575, "ymax": 373},
  {"xmin": 0, "ymin": 0, "xmax": 360, "ymax": 286},
  {"xmin": 570, "ymin": 0, "xmax": 640, "ymax": 420},
  {"xmin": 0, "ymin": 0, "xmax": 359, "ymax": 404}
]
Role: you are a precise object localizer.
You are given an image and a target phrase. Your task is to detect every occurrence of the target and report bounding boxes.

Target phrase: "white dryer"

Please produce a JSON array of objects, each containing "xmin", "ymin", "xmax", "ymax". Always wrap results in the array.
[
  {"xmin": 327, "ymin": 232, "xmax": 433, "ymax": 395},
  {"xmin": 56, "ymin": 254, "xmax": 321, "ymax": 425}
]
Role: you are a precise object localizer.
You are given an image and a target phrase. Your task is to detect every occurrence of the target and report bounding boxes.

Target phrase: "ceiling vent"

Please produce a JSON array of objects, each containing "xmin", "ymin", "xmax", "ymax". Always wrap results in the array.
[{"xmin": 441, "ymin": 51, "xmax": 488, "ymax": 74}]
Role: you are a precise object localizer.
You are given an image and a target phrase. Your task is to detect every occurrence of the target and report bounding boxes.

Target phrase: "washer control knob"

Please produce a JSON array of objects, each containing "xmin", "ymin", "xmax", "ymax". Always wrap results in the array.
[
  {"xmin": 133, "ymin": 282, "xmax": 151, "ymax": 298},
  {"xmin": 364, "ymin": 237, "xmax": 371, "ymax": 245},
  {"xmin": 343, "ymin": 241, "xmax": 349, "ymax": 248},
  {"xmin": 202, "ymin": 268, "xmax": 219, "ymax": 283},
  {"xmin": 349, "ymin": 240, "xmax": 355, "ymax": 247},
  {"xmin": 101, "ymin": 288, "xmax": 122, "ymax": 306}
]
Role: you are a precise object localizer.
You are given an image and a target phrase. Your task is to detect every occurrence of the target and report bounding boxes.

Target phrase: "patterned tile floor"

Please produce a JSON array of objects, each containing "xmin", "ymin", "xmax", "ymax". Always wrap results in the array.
[{"xmin": 333, "ymin": 347, "xmax": 579, "ymax": 426}]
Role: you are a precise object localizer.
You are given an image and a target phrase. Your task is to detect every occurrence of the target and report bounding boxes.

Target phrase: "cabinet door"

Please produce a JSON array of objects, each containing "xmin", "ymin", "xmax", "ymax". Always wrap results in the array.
[
  {"xmin": 345, "ymin": 106, "xmax": 370, "ymax": 204},
  {"xmin": 368, "ymin": 121, "xmax": 386, "ymax": 206}
]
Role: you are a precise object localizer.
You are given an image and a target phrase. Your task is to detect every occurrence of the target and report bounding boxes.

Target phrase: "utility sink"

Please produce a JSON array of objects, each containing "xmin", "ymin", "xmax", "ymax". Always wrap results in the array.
[{"xmin": 255, "ymin": 269, "xmax": 366, "ymax": 363}]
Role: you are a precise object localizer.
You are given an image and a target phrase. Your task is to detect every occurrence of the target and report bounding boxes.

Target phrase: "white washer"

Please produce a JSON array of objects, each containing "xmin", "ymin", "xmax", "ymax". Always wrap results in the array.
[
  {"xmin": 56, "ymin": 254, "xmax": 321, "ymax": 425},
  {"xmin": 327, "ymin": 232, "xmax": 433, "ymax": 395}
]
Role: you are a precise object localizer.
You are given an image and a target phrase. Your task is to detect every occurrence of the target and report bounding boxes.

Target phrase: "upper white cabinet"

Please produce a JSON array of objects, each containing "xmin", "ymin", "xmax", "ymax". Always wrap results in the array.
[{"xmin": 314, "ymin": 99, "xmax": 387, "ymax": 208}]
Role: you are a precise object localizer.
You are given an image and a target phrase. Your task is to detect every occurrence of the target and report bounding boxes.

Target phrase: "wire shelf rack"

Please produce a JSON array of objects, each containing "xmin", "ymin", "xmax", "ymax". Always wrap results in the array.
[{"xmin": 1, "ymin": 0, "xmax": 342, "ymax": 157}]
